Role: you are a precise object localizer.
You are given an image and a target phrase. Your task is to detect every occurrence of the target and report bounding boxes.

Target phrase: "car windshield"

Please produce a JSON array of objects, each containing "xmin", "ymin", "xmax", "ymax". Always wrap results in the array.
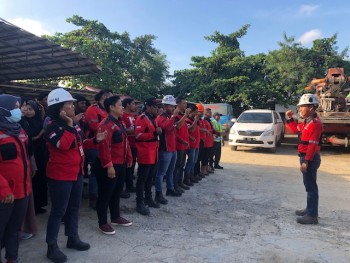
[{"xmin": 237, "ymin": 112, "xmax": 272, "ymax": 124}]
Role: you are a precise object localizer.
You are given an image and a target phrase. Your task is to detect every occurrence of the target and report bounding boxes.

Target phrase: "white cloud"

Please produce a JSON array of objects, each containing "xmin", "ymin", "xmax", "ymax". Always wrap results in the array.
[
  {"xmin": 298, "ymin": 29, "xmax": 323, "ymax": 45},
  {"xmin": 299, "ymin": 5, "xmax": 319, "ymax": 15},
  {"xmin": 8, "ymin": 18, "xmax": 50, "ymax": 36}
]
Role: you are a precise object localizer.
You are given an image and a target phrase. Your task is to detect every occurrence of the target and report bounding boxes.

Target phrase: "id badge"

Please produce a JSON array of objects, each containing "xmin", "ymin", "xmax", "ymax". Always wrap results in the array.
[{"xmin": 79, "ymin": 146, "xmax": 84, "ymax": 156}]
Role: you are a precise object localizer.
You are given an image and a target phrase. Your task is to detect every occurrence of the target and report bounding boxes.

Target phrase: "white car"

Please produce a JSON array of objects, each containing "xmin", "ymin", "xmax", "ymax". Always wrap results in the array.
[{"xmin": 229, "ymin": 109, "xmax": 284, "ymax": 153}]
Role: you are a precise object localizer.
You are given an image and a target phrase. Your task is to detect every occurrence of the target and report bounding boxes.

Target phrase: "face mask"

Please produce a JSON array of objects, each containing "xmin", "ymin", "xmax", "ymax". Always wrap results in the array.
[{"xmin": 5, "ymin": 108, "xmax": 22, "ymax": 123}]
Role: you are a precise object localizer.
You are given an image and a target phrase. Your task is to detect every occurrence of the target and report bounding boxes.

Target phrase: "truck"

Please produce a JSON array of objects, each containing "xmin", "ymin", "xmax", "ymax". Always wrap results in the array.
[
  {"xmin": 203, "ymin": 103, "xmax": 234, "ymax": 140},
  {"xmin": 306, "ymin": 68, "xmax": 350, "ymax": 147}
]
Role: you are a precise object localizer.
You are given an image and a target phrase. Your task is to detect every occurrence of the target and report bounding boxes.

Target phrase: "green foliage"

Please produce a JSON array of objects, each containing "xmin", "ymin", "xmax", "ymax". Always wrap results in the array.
[
  {"xmin": 43, "ymin": 15, "xmax": 169, "ymax": 100},
  {"xmin": 170, "ymin": 26, "xmax": 350, "ymax": 112}
]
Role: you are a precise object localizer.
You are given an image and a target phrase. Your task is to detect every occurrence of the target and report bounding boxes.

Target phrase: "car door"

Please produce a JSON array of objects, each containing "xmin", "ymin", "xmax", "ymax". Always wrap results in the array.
[{"xmin": 273, "ymin": 111, "xmax": 283, "ymax": 140}]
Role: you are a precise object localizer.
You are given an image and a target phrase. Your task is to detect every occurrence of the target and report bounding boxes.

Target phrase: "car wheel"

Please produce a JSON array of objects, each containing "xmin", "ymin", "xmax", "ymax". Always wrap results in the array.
[
  {"xmin": 269, "ymin": 138, "xmax": 277, "ymax": 153},
  {"xmin": 231, "ymin": 146, "xmax": 238, "ymax": 151},
  {"xmin": 277, "ymin": 133, "xmax": 283, "ymax": 146}
]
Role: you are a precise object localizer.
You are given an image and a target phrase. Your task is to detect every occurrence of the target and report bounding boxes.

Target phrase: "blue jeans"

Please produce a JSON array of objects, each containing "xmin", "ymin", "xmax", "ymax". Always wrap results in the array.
[
  {"xmin": 299, "ymin": 153, "xmax": 321, "ymax": 217},
  {"xmin": 86, "ymin": 149, "xmax": 98, "ymax": 195},
  {"xmin": 184, "ymin": 148, "xmax": 199, "ymax": 174},
  {"xmin": 46, "ymin": 175, "xmax": 83, "ymax": 245},
  {"xmin": 155, "ymin": 151, "xmax": 177, "ymax": 192}
]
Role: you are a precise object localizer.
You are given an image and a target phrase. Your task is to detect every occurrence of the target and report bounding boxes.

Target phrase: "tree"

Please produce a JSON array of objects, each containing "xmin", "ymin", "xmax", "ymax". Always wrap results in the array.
[{"xmin": 44, "ymin": 15, "xmax": 169, "ymax": 99}]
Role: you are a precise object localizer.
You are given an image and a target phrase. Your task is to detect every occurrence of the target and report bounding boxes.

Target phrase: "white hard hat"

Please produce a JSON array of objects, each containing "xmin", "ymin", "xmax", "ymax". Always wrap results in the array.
[
  {"xmin": 161, "ymin": 95, "xmax": 177, "ymax": 106},
  {"xmin": 48, "ymin": 88, "xmax": 76, "ymax": 107},
  {"xmin": 297, "ymin": 93, "xmax": 318, "ymax": 106}
]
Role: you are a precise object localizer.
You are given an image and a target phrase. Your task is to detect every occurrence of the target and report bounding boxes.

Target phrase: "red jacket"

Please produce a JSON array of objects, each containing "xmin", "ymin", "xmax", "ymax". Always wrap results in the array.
[
  {"xmin": 186, "ymin": 117, "xmax": 200, "ymax": 149},
  {"xmin": 175, "ymin": 113, "xmax": 190, "ymax": 150},
  {"xmin": 0, "ymin": 129, "xmax": 31, "ymax": 199},
  {"xmin": 135, "ymin": 112, "xmax": 159, "ymax": 164},
  {"xmin": 198, "ymin": 119, "xmax": 207, "ymax": 142},
  {"xmin": 122, "ymin": 112, "xmax": 136, "ymax": 148},
  {"xmin": 286, "ymin": 116, "xmax": 323, "ymax": 161},
  {"xmin": 98, "ymin": 115, "xmax": 132, "ymax": 167},
  {"xmin": 203, "ymin": 118, "xmax": 214, "ymax": 148},
  {"xmin": 85, "ymin": 103, "xmax": 108, "ymax": 138},
  {"xmin": 156, "ymin": 113, "xmax": 177, "ymax": 152},
  {"xmin": 45, "ymin": 120, "xmax": 96, "ymax": 181}
]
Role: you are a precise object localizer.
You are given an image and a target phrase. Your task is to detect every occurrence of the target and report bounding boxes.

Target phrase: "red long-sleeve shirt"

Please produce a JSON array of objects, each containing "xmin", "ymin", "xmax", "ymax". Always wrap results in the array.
[
  {"xmin": 97, "ymin": 116, "xmax": 132, "ymax": 168},
  {"xmin": 186, "ymin": 117, "xmax": 200, "ymax": 149},
  {"xmin": 85, "ymin": 103, "xmax": 108, "ymax": 138},
  {"xmin": 175, "ymin": 113, "xmax": 189, "ymax": 150},
  {"xmin": 156, "ymin": 113, "xmax": 177, "ymax": 152},
  {"xmin": 286, "ymin": 116, "xmax": 323, "ymax": 161},
  {"xmin": 0, "ymin": 129, "xmax": 31, "ymax": 199}
]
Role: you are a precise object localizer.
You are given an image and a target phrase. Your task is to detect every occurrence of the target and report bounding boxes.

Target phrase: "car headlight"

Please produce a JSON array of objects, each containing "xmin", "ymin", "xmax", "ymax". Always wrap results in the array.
[
  {"xmin": 230, "ymin": 129, "xmax": 237, "ymax": 135},
  {"xmin": 262, "ymin": 129, "xmax": 274, "ymax": 136}
]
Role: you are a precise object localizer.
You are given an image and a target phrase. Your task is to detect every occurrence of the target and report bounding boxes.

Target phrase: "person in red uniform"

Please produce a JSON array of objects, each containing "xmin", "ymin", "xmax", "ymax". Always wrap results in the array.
[
  {"xmin": 94, "ymin": 95, "xmax": 133, "ymax": 235},
  {"xmin": 202, "ymin": 108, "xmax": 215, "ymax": 174},
  {"xmin": 184, "ymin": 104, "xmax": 201, "ymax": 185},
  {"xmin": 44, "ymin": 88, "xmax": 106, "ymax": 263},
  {"xmin": 121, "ymin": 98, "xmax": 137, "ymax": 193},
  {"xmin": 85, "ymin": 89, "xmax": 114, "ymax": 209},
  {"xmin": 173, "ymin": 97, "xmax": 192, "ymax": 193},
  {"xmin": 285, "ymin": 93, "xmax": 323, "ymax": 225},
  {"xmin": 134, "ymin": 97, "xmax": 162, "ymax": 215},
  {"xmin": 0, "ymin": 94, "xmax": 31, "ymax": 263},
  {"xmin": 194, "ymin": 103, "xmax": 208, "ymax": 177},
  {"xmin": 154, "ymin": 95, "xmax": 182, "ymax": 205}
]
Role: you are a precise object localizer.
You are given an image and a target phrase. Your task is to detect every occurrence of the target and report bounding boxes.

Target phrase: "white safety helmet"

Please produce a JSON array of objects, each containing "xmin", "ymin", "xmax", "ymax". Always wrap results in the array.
[
  {"xmin": 297, "ymin": 93, "xmax": 318, "ymax": 107},
  {"xmin": 47, "ymin": 88, "xmax": 76, "ymax": 107},
  {"xmin": 161, "ymin": 95, "xmax": 177, "ymax": 106}
]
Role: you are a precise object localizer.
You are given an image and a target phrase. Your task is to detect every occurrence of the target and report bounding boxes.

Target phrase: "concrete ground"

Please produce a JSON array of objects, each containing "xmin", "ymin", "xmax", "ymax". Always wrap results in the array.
[{"xmin": 15, "ymin": 140, "xmax": 350, "ymax": 263}]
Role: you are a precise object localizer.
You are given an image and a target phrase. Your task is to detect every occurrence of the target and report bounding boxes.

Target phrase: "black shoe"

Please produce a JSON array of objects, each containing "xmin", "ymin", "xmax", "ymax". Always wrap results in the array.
[
  {"xmin": 194, "ymin": 174, "xmax": 202, "ymax": 181},
  {"xmin": 295, "ymin": 208, "xmax": 307, "ymax": 216},
  {"xmin": 174, "ymin": 187, "xmax": 184, "ymax": 194},
  {"xmin": 296, "ymin": 215, "xmax": 318, "ymax": 225},
  {"xmin": 145, "ymin": 198, "xmax": 160, "ymax": 208},
  {"xmin": 120, "ymin": 191, "xmax": 131, "ymax": 199},
  {"xmin": 66, "ymin": 236, "xmax": 90, "ymax": 251},
  {"xmin": 35, "ymin": 207, "xmax": 46, "ymax": 214},
  {"xmin": 166, "ymin": 189, "xmax": 182, "ymax": 197},
  {"xmin": 47, "ymin": 243, "xmax": 67, "ymax": 263},
  {"xmin": 214, "ymin": 165, "xmax": 224, "ymax": 169},
  {"xmin": 155, "ymin": 192, "xmax": 168, "ymax": 205},
  {"xmin": 126, "ymin": 186, "xmax": 136, "ymax": 193},
  {"xmin": 136, "ymin": 202, "xmax": 150, "ymax": 216},
  {"xmin": 179, "ymin": 182, "xmax": 190, "ymax": 190}
]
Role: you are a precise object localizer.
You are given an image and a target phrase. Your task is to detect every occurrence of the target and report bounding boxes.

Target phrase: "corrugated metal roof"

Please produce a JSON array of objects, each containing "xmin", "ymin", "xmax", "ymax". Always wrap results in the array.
[{"xmin": 0, "ymin": 18, "xmax": 101, "ymax": 82}]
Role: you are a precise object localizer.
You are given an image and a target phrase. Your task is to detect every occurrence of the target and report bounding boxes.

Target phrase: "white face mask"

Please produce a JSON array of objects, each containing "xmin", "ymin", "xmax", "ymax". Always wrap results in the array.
[{"xmin": 5, "ymin": 108, "xmax": 22, "ymax": 123}]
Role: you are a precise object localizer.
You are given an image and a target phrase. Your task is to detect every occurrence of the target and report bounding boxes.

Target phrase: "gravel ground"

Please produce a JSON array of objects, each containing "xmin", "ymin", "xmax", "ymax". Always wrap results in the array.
[{"xmin": 15, "ymin": 142, "xmax": 350, "ymax": 263}]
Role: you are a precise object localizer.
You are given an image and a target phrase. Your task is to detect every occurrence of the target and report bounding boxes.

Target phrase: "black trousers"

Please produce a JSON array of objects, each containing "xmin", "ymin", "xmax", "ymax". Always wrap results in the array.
[
  {"xmin": 174, "ymin": 150, "xmax": 187, "ymax": 184},
  {"xmin": 95, "ymin": 160, "xmax": 126, "ymax": 226},
  {"xmin": 136, "ymin": 164, "xmax": 157, "ymax": 203},
  {"xmin": 195, "ymin": 140, "xmax": 205, "ymax": 174},
  {"xmin": 125, "ymin": 147, "xmax": 137, "ymax": 190},
  {"xmin": 209, "ymin": 141, "xmax": 222, "ymax": 166},
  {"xmin": 0, "ymin": 196, "xmax": 29, "ymax": 261}
]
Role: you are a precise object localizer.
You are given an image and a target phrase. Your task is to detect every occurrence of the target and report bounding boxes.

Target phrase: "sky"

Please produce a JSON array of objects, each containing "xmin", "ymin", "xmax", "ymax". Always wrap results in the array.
[{"xmin": 1, "ymin": 0, "xmax": 350, "ymax": 74}]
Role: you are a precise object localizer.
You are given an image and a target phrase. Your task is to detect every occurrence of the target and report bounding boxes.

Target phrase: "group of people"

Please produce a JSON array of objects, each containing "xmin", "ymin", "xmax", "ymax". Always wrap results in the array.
[{"xmin": 0, "ymin": 88, "xmax": 225, "ymax": 263}]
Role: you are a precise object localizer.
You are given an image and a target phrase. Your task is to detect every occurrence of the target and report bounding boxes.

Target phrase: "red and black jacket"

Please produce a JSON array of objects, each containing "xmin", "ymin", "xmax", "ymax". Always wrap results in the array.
[
  {"xmin": 186, "ymin": 117, "xmax": 200, "ymax": 149},
  {"xmin": 0, "ymin": 129, "xmax": 31, "ymax": 199},
  {"xmin": 98, "ymin": 115, "xmax": 132, "ymax": 167},
  {"xmin": 156, "ymin": 112, "xmax": 177, "ymax": 152},
  {"xmin": 203, "ymin": 117, "xmax": 214, "ymax": 148},
  {"xmin": 45, "ymin": 120, "xmax": 97, "ymax": 181},
  {"xmin": 85, "ymin": 103, "xmax": 108, "ymax": 138},
  {"xmin": 175, "ymin": 113, "xmax": 190, "ymax": 151},
  {"xmin": 122, "ymin": 112, "xmax": 136, "ymax": 148},
  {"xmin": 135, "ymin": 112, "xmax": 159, "ymax": 164},
  {"xmin": 286, "ymin": 116, "xmax": 323, "ymax": 161}
]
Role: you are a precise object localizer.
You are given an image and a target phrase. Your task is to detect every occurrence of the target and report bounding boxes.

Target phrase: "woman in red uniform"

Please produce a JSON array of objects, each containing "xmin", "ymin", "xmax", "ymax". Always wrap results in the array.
[
  {"xmin": 94, "ymin": 96, "xmax": 133, "ymax": 235},
  {"xmin": 0, "ymin": 94, "xmax": 31, "ymax": 263},
  {"xmin": 44, "ymin": 88, "xmax": 106, "ymax": 263}
]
